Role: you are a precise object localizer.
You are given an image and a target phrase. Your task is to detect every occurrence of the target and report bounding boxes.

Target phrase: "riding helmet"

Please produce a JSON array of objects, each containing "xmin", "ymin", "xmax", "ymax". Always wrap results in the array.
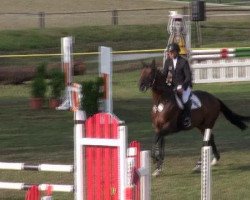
[{"xmin": 167, "ymin": 43, "xmax": 180, "ymax": 53}]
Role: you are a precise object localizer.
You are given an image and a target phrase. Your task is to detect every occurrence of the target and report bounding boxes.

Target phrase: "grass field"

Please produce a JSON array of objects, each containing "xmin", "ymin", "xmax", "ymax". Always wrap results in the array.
[
  {"xmin": 0, "ymin": 1, "xmax": 250, "ymax": 199},
  {"xmin": 0, "ymin": 20, "xmax": 250, "ymax": 70},
  {"xmin": 0, "ymin": 65, "xmax": 250, "ymax": 199}
]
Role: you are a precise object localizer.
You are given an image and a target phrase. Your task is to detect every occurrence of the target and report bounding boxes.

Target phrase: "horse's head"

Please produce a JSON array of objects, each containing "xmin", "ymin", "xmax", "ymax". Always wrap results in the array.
[{"xmin": 138, "ymin": 59, "xmax": 157, "ymax": 92}]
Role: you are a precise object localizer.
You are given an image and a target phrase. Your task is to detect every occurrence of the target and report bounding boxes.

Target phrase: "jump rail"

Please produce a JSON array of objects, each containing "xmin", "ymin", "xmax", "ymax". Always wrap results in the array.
[
  {"xmin": 190, "ymin": 47, "xmax": 250, "ymax": 83},
  {"xmin": 0, "ymin": 162, "xmax": 73, "ymax": 172},
  {"xmin": 0, "ymin": 182, "xmax": 74, "ymax": 192}
]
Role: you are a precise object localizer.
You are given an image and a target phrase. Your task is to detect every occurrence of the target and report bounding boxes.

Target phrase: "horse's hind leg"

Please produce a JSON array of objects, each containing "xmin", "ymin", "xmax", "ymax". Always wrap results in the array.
[
  {"xmin": 152, "ymin": 134, "xmax": 165, "ymax": 176},
  {"xmin": 209, "ymin": 133, "xmax": 220, "ymax": 165},
  {"xmin": 193, "ymin": 129, "xmax": 220, "ymax": 171},
  {"xmin": 192, "ymin": 128, "xmax": 205, "ymax": 171}
]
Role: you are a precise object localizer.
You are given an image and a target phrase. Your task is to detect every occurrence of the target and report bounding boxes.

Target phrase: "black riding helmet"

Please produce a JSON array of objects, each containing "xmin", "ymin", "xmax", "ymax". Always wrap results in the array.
[{"xmin": 167, "ymin": 43, "xmax": 180, "ymax": 53}]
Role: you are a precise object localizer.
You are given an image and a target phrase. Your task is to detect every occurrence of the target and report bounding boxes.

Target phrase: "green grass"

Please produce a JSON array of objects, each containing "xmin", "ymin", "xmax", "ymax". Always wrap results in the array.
[
  {"xmin": 0, "ymin": 68, "xmax": 250, "ymax": 199},
  {"xmin": 0, "ymin": 20, "xmax": 250, "ymax": 68},
  {"xmin": 1, "ymin": 22, "xmax": 250, "ymax": 53},
  {"xmin": 0, "ymin": 25, "xmax": 167, "ymax": 53}
]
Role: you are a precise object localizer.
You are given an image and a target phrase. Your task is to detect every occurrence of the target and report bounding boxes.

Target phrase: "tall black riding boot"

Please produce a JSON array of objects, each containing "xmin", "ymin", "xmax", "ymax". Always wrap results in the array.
[{"xmin": 182, "ymin": 99, "xmax": 192, "ymax": 128}]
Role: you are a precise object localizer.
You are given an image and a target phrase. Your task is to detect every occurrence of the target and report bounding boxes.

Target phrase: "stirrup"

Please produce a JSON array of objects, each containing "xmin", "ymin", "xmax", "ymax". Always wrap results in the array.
[
  {"xmin": 183, "ymin": 117, "xmax": 191, "ymax": 128},
  {"xmin": 56, "ymin": 99, "xmax": 70, "ymax": 110}
]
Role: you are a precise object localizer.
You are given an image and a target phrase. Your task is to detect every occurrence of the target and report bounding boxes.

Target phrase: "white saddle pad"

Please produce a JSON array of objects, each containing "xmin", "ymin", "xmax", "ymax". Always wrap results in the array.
[{"xmin": 175, "ymin": 93, "xmax": 202, "ymax": 110}]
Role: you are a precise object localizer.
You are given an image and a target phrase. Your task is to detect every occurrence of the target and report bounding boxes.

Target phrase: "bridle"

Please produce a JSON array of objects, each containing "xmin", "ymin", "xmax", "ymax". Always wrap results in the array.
[
  {"xmin": 140, "ymin": 66, "xmax": 158, "ymax": 92},
  {"xmin": 149, "ymin": 68, "xmax": 157, "ymax": 88}
]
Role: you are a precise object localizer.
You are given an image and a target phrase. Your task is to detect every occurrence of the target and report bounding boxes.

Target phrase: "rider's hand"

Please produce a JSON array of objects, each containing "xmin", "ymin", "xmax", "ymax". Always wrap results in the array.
[{"xmin": 177, "ymin": 85, "xmax": 183, "ymax": 94}]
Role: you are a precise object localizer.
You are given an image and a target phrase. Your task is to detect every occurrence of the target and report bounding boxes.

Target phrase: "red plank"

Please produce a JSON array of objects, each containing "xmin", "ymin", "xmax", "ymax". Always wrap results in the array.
[
  {"xmin": 85, "ymin": 113, "xmax": 121, "ymax": 200},
  {"xmin": 111, "ymin": 117, "xmax": 119, "ymax": 200},
  {"xmin": 104, "ymin": 114, "xmax": 112, "ymax": 199},
  {"xmin": 95, "ymin": 113, "xmax": 103, "ymax": 200},
  {"xmin": 85, "ymin": 116, "xmax": 94, "ymax": 200}
]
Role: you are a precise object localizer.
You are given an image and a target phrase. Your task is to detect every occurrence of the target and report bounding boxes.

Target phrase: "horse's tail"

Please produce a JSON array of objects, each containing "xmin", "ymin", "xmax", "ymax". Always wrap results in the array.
[{"xmin": 219, "ymin": 99, "xmax": 250, "ymax": 131}]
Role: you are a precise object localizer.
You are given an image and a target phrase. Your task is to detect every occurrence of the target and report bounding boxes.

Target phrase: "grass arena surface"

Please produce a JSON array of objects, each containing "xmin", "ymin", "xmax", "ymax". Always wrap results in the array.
[
  {"xmin": 0, "ymin": 68, "xmax": 250, "ymax": 199},
  {"xmin": 0, "ymin": 1, "xmax": 250, "ymax": 199}
]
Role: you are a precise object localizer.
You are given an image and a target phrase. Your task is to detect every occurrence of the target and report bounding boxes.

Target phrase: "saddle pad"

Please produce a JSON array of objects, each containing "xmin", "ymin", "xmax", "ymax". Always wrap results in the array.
[{"xmin": 175, "ymin": 93, "xmax": 202, "ymax": 110}]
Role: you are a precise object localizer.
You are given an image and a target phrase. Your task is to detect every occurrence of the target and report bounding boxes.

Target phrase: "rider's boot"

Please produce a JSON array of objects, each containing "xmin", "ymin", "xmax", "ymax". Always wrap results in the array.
[{"xmin": 182, "ymin": 99, "xmax": 192, "ymax": 128}]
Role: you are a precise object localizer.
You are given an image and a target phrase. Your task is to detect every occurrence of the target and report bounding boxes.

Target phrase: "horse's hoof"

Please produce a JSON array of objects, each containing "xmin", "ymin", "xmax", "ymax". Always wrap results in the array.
[
  {"xmin": 192, "ymin": 164, "xmax": 201, "ymax": 172},
  {"xmin": 211, "ymin": 158, "xmax": 218, "ymax": 166},
  {"xmin": 152, "ymin": 168, "xmax": 162, "ymax": 177}
]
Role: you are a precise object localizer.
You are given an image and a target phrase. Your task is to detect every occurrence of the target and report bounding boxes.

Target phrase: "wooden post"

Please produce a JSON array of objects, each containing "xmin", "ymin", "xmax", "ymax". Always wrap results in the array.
[
  {"xmin": 182, "ymin": 6, "xmax": 189, "ymax": 16},
  {"xmin": 196, "ymin": 21, "xmax": 202, "ymax": 47},
  {"xmin": 112, "ymin": 10, "xmax": 118, "ymax": 26},
  {"xmin": 39, "ymin": 12, "xmax": 45, "ymax": 29}
]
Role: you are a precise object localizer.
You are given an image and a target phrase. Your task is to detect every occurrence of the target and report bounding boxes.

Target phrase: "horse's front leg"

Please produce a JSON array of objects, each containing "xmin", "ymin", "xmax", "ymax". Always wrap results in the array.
[{"xmin": 151, "ymin": 133, "xmax": 165, "ymax": 177}]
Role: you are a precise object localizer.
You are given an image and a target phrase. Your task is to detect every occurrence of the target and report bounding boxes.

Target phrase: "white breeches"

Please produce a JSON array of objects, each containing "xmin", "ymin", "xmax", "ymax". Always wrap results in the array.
[{"xmin": 182, "ymin": 86, "xmax": 191, "ymax": 103}]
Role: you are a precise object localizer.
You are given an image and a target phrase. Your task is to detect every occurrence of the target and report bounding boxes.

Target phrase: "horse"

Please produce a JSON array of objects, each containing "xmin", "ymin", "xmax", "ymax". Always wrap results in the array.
[{"xmin": 138, "ymin": 59, "xmax": 250, "ymax": 176}]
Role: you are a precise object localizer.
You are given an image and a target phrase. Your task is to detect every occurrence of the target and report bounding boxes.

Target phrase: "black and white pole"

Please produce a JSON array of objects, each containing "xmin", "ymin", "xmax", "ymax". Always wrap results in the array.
[
  {"xmin": 201, "ymin": 129, "xmax": 212, "ymax": 200},
  {"xmin": 0, "ymin": 163, "xmax": 73, "ymax": 172}
]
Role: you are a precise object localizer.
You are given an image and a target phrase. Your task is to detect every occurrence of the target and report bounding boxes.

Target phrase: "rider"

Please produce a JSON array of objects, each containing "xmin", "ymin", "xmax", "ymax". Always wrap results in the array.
[{"xmin": 163, "ymin": 43, "xmax": 193, "ymax": 128}]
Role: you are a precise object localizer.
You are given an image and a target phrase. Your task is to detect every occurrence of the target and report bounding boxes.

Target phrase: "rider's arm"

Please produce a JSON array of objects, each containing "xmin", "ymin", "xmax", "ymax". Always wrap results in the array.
[{"xmin": 182, "ymin": 60, "xmax": 192, "ymax": 90}]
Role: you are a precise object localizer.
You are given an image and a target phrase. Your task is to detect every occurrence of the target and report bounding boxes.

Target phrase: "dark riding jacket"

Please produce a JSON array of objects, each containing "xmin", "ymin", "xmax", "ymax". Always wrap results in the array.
[{"xmin": 163, "ymin": 56, "xmax": 192, "ymax": 90}]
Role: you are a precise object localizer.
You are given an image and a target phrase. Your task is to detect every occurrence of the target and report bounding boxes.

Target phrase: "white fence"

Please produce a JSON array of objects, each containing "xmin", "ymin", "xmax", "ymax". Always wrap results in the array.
[{"xmin": 192, "ymin": 58, "xmax": 250, "ymax": 83}]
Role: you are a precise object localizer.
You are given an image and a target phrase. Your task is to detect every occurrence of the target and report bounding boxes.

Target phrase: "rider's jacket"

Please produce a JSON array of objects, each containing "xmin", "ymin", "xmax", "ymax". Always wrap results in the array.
[{"xmin": 163, "ymin": 56, "xmax": 192, "ymax": 90}]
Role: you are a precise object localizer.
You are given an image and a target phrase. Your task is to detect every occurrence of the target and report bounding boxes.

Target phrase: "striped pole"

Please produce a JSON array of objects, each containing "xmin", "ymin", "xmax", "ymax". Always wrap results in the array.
[
  {"xmin": 191, "ymin": 47, "xmax": 250, "ymax": 60},
  {"xmin": 0, "ymin": 182, "xmax": 74, "ymax": 193},
  {"xmin": 0, "ymin": 162, "xmax": 73, "ymax": 172}
]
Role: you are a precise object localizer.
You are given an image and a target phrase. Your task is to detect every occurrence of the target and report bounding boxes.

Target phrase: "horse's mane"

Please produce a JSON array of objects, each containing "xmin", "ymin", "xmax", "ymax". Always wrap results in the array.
[
  {"xmin": 140, "ymin": 60, "xmax": 175, "ymax": 98},
  {"xmin": 153, "ymin": 67, "xmax": 174, "ymax": 96}
]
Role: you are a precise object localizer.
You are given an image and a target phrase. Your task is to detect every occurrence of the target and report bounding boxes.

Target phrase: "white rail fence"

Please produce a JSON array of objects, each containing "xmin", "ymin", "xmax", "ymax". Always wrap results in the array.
[{"xmin": 192, "ymin": 58, "xmax": 250, "ymax": 83}]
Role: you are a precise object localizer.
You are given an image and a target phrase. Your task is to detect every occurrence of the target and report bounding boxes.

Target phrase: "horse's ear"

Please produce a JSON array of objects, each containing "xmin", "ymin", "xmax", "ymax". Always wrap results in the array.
[
  {"xmin": 141, "ymin": 61, "xmax": 147, "ymax": 68},
  {"xmin": 151, "ymin": 59, "xmax": 156, "ymax": 69}
]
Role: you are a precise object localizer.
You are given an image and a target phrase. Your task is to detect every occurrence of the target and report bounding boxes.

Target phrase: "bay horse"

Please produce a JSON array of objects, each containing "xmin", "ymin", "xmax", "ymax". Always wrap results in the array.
[{"xmin": 138, "ymin": 59, "xmax": 250, "ymax": 176}]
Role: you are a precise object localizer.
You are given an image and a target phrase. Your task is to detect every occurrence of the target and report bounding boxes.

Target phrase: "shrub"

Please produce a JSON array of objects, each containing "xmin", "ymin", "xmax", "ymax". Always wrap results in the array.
[
  {"xmin": 81, "ymin": 77, "xmax": 104, "ymax": 117},
  {"xmin": 31, "ymin": 63, "xmax": 47, "ymax": 98},
  {"xmin": 49, "ymin": 68, "xmax": 65, "ymax": 99}
]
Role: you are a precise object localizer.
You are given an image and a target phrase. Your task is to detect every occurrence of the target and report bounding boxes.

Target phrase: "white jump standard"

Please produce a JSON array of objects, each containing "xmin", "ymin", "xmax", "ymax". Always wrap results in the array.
[
  {"xmin": 57, "ymin": 36, "xmax": 74, "ymax": 110},
  {"xmin": 201, "ymin": 129, "xmax": 212, "ymax": 200}
]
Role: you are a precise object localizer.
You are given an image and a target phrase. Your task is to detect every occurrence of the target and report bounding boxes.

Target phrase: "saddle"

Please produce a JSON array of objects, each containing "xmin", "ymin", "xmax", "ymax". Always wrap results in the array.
[{"xmin": 175, "ymin": 92, "xmax": 202, "ymax": 110}]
